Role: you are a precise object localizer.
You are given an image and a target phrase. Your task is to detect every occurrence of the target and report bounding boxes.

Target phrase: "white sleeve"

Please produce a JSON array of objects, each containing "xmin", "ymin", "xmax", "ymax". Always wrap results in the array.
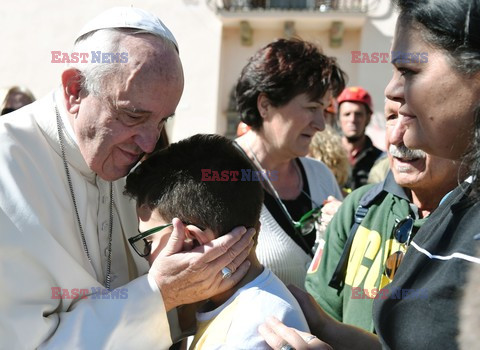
[
  {"xmin": 39, "ymin": 276, "xmax": 172, "ymax": 349},
  {"xmin": 0, "ymin": 108, "xmax": 177, "ymax": 349},
  {"xmin": 0, "ymin": 215, "xmax": 173, "ymax": 350}
]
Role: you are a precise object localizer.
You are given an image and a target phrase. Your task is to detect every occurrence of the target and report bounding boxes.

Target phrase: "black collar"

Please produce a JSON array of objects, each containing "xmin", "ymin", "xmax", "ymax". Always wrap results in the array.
[{"xmin": 358, "ymin": 171, "xmax": 410, "ymax": 207}]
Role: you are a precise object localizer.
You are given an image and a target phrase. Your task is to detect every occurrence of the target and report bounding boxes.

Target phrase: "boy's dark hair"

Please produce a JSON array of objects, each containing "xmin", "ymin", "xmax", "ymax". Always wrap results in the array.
[{"xmin": 125, "ymin": 134, "xmax": 264, "ymax": 236}]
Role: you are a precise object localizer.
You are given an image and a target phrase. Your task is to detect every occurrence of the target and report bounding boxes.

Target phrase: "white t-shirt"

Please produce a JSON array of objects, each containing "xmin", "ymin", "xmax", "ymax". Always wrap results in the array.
[{"xmin": 190, "ymin": 268, "xmax": 309, "ymax": 349}]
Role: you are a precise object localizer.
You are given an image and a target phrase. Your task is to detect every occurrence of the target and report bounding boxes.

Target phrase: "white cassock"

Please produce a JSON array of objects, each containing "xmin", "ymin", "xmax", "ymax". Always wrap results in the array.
[{"xmin": 0, "ymin": 90, "xmax": 175, "ymax": 349}]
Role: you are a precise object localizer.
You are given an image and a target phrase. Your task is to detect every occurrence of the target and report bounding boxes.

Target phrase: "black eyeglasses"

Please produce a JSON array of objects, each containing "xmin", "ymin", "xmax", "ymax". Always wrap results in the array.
[
  {"xmin": 128, "ymin": 223, "xmax": 173, "ymax": 257},
  {"xmin": 384, "ymin": 217, "xmax": 414, "ymax": 280}
]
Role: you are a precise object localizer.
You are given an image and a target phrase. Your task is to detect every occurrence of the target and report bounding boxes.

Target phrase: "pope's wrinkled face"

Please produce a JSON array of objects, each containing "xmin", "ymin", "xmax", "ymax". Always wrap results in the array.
[{"xmin": 67, "ymin": 35, "xmax": 184, "ymax": 181}]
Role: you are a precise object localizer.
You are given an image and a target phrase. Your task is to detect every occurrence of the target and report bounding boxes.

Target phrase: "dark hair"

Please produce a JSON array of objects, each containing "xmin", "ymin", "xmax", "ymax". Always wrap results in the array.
[
  {"xmin": 393, "ymin": 0, "xmax": 480, "ymax": 75},
  {"xmin": 235, "ymin": 38, "xmax": 347, "ymax": 130},
  {"xmin": 394, "ymin": 0, "xmax": 480, "ymax": 196},
  {"xmin": 468, "ymin": 107, "xmax": 480, "ymax": 197},
  {"xmin": 125, "ymin": 134, "xmax": 264, "ymax": 236}
]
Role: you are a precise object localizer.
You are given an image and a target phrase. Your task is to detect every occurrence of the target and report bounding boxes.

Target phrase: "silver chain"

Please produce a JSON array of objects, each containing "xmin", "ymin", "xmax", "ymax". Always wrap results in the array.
[
  {"xmin": 105, "ymin": 190, "xmax": 114, "ymax": 290},
  {"xmin": 55, "ymin": 104, "xmax": 114, "ymax": 290}
]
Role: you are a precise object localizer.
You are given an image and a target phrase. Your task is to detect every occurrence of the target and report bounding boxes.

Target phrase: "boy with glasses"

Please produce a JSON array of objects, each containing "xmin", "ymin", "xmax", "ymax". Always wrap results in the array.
[{"xmin": 125, "ymin": 134, "xmax": 309, "ymax": 349}]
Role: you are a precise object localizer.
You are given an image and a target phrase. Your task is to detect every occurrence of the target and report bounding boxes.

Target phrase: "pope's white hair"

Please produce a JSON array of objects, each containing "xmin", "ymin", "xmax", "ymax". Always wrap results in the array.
[{"xmin": 69, "ymin": 28, "xmax": 177, "ymax": 97}]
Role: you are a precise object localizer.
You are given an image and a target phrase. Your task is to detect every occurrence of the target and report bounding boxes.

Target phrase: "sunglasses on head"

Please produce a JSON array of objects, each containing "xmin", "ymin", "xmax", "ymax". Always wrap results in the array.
[{"xmin": 384, "ymin": 217, "xmax": 414, "ymax": 280}]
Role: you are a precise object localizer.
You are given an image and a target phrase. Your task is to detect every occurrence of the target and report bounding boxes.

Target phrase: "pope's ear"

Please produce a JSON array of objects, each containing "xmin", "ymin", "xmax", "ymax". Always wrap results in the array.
[
  {"xmin": 185, "ymin": 225, "xmax": 214, "ymax": 245},
  {"xmin": 61, "ymin": 68, "xmax": 84, "ymax": 114}
]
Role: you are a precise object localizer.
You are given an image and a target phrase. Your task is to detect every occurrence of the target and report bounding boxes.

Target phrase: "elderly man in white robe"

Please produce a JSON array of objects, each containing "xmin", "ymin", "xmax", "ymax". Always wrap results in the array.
[{"xmin": 0, "ymin": 7, "xmax": 254, "ymax": 349}]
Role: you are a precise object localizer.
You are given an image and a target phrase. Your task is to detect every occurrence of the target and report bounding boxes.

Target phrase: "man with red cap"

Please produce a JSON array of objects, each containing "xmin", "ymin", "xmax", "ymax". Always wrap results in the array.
[{"xmin": 337, "ymin": 86, "xmax": 383, "ymax": 190}]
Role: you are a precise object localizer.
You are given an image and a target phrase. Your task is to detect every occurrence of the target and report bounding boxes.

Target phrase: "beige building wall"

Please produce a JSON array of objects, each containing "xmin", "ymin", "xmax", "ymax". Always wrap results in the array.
[
  {"xmin": 357, "ymin": 0, "xmax": 398, "ymax": 150},
  {"xmin": 0, "ymin": 0, "xmax": 397, "ymax": 148},
  {"xmin": 218, "ymin": 25, "xmax": 364, "ymax": 132}
]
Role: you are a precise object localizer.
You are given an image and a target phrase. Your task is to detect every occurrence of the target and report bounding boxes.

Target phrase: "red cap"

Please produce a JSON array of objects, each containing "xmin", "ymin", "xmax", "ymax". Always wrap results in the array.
[{"xmin": 337, "ymin": 86, "xmax": 373, "ymax": 113}]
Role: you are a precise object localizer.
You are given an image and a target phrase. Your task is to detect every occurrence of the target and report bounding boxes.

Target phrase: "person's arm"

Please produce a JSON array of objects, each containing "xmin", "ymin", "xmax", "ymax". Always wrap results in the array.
[
  {"xmin": 290, "ymin": 286, "xmax": 381, "ymax": 350},
  {"xmin": 318, "ymin": 195, "xmax": 342, "ymax": 232},
  {"xmin": 306, "ymin": 192, "xmax": 358, "ymax": 321},
  {"xmin": 259, "ymin": 316, "xmax": 332, "ymax": 350},
  {"xmin": 260, "ymin": 287, "xmax": 380, "ymax": 350}
]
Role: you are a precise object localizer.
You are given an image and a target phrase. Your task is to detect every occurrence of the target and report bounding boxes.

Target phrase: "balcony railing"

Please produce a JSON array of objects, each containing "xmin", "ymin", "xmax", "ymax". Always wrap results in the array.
[{"xmin": 210, "ymin": 0, "xmax": 368, "ymax": 13}]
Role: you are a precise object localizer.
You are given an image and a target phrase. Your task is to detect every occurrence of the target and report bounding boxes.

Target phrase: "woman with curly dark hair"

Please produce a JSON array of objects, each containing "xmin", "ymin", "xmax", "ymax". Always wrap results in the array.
[{"xmin": 234, "ymin": 38, "xmax": 347, "ymax": 289}]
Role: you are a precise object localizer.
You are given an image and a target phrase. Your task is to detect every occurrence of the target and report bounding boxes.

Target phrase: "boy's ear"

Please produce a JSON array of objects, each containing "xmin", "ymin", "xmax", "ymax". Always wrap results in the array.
[
  {"xmin": 137, "ymin": 204, "xmax": 153, "ymax": 222},
  {"xmin": 185, "ymin": 225, "xmax": 215, "ymax": 245}
]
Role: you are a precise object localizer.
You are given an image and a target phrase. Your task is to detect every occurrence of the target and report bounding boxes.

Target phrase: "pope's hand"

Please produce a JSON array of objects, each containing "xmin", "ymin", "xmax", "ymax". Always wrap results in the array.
[{"xmin": 150, "ymin": 218, "xmax": 255, "ymax": 311}]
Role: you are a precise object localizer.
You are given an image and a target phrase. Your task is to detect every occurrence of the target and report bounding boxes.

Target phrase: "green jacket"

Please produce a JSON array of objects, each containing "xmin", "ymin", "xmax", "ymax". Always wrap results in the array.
[{"xmin": 305, "ymin": 172, "xmax": 426, "ymax": 332}]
